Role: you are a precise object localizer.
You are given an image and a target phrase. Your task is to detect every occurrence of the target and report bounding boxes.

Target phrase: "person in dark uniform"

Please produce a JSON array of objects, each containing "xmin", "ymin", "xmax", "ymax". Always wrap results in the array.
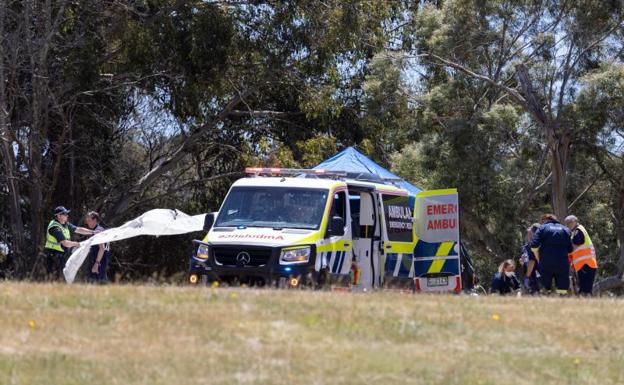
[
  {"xmin": 84, "ymin": 211, "xmax": 109, "ymax": 283},
  {"xmin": 530, "ymin": 214, "xmax": 573, "ymax": 295},
  {"xmin": 491, "ymin": 259, "xmax": 520, "ymax": 295},
  {"xmin": 521, "ymin": 223, "xmax": 541, "ymax": 294},
  {"xmin": 44, "ymin": 206, "xmax": 96, "ymax": 281}
]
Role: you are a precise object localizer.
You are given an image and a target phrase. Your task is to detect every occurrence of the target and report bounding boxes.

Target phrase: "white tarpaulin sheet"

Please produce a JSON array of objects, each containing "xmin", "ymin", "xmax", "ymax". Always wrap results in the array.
[{"xmin": 63, "ymin": 209, "xmax": 206, "ymax": 283}]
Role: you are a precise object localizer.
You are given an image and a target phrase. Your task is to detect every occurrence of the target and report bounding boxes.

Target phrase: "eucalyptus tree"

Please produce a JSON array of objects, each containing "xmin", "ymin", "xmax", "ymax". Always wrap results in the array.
[
  {"xmin": 0, "ymin": 0, "xmax": 409, "ymax": 278},
  {"xmin": 407, "ymin": 0, "xmax": 624, "ymax": 220},
  {"xmin": 576, "ymin": 63, "xmax": 624, "ymax": 291},
  {"xmin": 102, "ymin": 0, "xmax": 409, "ymax": 221}
]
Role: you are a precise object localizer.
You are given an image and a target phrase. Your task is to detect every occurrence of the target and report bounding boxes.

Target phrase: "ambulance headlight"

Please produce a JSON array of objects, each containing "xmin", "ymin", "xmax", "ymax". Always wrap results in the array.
[
  {"xmin": 280, "ymin": 246, "xmax": 311, "ymax": 264},
  {"xmin": 195, "ymin": 244, "xmax": 209, "ymax": 260}
]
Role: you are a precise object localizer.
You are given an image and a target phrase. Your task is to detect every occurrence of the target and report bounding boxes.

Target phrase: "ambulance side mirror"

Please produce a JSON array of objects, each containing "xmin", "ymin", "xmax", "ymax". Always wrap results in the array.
[
  {"xmin": 328, "ymin": 215, "xmax": 345, "ymax": 237},
  {"xmin": 203, "ymin": 213, "xmax": 215, "ymax": 231}
]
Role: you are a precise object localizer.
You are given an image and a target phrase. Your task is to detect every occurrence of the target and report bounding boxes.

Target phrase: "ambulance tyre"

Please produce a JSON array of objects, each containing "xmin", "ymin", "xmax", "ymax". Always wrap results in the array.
[{"xmin": 188, "ymin": 273, "xmax": 203, "ymax": 285}]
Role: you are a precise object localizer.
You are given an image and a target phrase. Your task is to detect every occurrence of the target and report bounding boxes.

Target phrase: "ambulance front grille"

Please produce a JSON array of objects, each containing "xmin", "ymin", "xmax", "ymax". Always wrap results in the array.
[{"xmin": 212, "ymin": 247, "xmax": 272, "ymax": 267}]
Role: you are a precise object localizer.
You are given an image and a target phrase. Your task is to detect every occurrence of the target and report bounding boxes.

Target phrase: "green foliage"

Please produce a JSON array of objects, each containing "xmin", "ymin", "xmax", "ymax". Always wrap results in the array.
[
  {"xmin": 2, "ymin": 0, "xmax": 623, "ymax": 286},
  {"xmin": 388, "ymin": 0, "xmax": 624, "ymax": 286},
  {"xmin": 296, "ymin": 136, "xmax": 338, "ymax": 168},
  {"xmin": 360, "ymin": 52, "xmax": 414, "ymax": 164}
]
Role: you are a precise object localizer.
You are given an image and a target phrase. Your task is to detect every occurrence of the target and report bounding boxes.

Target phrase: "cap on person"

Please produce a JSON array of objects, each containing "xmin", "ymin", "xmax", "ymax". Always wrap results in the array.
[{"xmin": 54, "ymin": 206, "xmax": 71, "ymax": 215}]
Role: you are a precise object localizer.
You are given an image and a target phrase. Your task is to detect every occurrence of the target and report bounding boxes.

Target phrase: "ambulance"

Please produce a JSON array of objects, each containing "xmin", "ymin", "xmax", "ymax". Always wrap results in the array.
[{"xmin": 188, "ymin": 168, "xmax": 462, "ymax": 292}]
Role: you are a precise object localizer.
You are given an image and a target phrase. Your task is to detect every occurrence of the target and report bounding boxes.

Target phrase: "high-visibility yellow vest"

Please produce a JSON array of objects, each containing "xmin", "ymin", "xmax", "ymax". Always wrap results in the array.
[
  {"xmin": 45, "ymin": 220, "xmax": 70, "ymax": 252},
  {"xmin": 569, "ymin": 224, "xmax": 597, "ymax": 272}
]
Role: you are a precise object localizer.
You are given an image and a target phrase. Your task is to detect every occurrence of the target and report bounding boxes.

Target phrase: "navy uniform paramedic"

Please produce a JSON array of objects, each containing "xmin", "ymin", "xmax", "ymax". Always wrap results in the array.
[
  {"xmin": 530, "ymin": 214, "xmax": 573, "ymax": 294},
  {"xmin": 44, "ymin": 206, "xmax": 96, "ymax": 280}
]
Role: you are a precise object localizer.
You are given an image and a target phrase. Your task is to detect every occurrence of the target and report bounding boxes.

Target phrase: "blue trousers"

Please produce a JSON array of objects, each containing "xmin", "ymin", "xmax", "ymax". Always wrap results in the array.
[
  {"xmin": 577, "ymin": 265, "xmax": 596, "ymax": 295},
  {"xmin": 539, "ymin": 265, "xmax": 569, "ymax": 291},
  {"xmin": 88, "ymin": 253, "xmax": 109, "ymax": 283}
]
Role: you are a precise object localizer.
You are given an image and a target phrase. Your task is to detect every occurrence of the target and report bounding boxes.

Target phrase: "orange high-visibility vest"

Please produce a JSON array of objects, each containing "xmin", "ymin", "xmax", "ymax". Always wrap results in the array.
[{"xmin": 569, "ymin": 225, "xmax": 597, "ymax": 272}]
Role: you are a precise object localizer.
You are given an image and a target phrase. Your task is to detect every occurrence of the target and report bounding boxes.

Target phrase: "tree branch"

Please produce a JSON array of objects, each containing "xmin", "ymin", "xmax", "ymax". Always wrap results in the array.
[
  {"xmin": 423, "ymin": 53, "xmax": 530, "ymax": 111},
  {"xmin": 567, "ymin": 173, "xmax": 601, "ymax": 211},
  {"xmin": 106, "ymin": 86, "xmax": 257, "ymax": 221},
  {"xmin": 228, "ymin": 110, "xmax": 303, "ymax": 118}
]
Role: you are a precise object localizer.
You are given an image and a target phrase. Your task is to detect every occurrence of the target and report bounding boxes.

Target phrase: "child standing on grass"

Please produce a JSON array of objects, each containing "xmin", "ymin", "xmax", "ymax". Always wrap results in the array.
[{"xmin": 491, "ymin": 259, "xmax": 520, "ymax": 295}]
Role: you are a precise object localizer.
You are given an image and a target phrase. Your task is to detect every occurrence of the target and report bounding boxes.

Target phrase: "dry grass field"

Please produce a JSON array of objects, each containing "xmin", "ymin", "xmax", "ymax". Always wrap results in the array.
[{"xmin": 1, "ymin": 282, "xmax": 623, "ymax": 385}]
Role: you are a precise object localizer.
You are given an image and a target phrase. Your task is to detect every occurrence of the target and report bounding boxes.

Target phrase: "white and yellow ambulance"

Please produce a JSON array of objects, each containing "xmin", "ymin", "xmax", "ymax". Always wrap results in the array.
[{"xmin": 188, "ymin": 168, "xmax": 461, "ymax": 292}]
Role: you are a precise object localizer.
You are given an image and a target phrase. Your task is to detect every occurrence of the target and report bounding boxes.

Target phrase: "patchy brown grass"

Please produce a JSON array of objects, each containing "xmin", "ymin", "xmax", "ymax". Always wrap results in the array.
[{"xmin": 1, "ymin": 282, "xmax": 623, "ymax": 385}]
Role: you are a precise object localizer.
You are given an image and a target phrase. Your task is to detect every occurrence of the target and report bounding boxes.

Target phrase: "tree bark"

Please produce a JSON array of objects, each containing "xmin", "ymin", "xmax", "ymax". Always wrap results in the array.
[
  {"xmin": 549, "ymin": 133, "xmax": 570, "ymax": 219},
  {"xmin": 593, "ymin": 275, "xmax": 624, "ymax": 294},
  {"xmin": 0, "ymin": 2, "xmax": 26, "ymax": 276},
  {"xmin": 616, "ymin": 186, "xmax": 624, "ymax": 275},
  {"xmin": 516, "ymin": 64, "xmax": 570, "ymax": 219},
  {"xmin": 0, "ymin": 129, "xmax": 25, "ymax": 271}
]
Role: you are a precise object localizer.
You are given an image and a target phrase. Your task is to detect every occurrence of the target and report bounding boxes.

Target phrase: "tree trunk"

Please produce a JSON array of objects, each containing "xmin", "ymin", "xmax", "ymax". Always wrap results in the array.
[
  {"xmin": 0, "ymin": 131, "xmax": 25, "ymax": 271},
  {"xmin": 0, "ymin": 2, "xmax": 26, "ymax": 276},
  {"xmin": 616, "ymin": 187, "xmax": 624, "ymax": 275},
  {"xmin": 549, "ymin": 133, "xmax": 570, "ymax": 220},
  {"xmin": 515, "ymin": 64, "xmax": 570, "ymax": 219}
]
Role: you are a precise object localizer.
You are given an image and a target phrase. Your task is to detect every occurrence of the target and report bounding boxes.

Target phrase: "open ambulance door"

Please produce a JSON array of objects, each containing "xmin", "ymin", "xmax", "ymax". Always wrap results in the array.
[
  {"xmin": 378, "ymin": 191, "xmax": 416, "ymax": 289},
  {"xmin": 413, "ymin": 189, "xmax": 461, "ymax": 293},
  {"xmin": 347, "ymin": 184, "xmax": 377, "ymax": 290},
  {"xmin": 317, "ymin": 187, "xmax": 353, "ymax": 287}
]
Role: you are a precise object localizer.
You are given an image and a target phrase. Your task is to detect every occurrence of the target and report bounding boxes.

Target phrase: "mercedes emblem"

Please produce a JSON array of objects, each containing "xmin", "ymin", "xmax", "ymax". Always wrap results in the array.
[{"xmin": 236, "ymin": 251, "xmax": 251, "ymax": 266}]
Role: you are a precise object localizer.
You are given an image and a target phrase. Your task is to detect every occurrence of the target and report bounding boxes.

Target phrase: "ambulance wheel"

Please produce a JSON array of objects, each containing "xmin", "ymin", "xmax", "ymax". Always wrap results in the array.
[
  {"xmin": 189, "ymin": 273, "xmax": 201, "ymax": 285},
  {"xmin": 189, "ymin": 273, "xmax": 209, "ymax": 285}
]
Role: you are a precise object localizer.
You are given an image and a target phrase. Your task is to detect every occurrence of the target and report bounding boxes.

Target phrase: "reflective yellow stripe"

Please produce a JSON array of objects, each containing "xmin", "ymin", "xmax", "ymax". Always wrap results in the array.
[
  {"xmin": 390, "ymin": 243, "xmax": 414, "ymax": 253},
  {"xmin": 428, "ymin": 259, "xmax": 445, "ymax": 274},
  {"xmin": 416, "ymin": 188, "xmax": 458, "ymax": 197},
  {"xmin": 293, "ymin": 232, "xmax": 322, "ymax": 245},
  {"xmin": 317, "ymin": 239, "xmax": 351, "ymax": 252},
  {"xmin": 556, "ymin": 289, "xmax": 568, "ymax": 295},
  {"xmin": 435, "ymin": 242, "xmax": 454, "ymax": 257}
]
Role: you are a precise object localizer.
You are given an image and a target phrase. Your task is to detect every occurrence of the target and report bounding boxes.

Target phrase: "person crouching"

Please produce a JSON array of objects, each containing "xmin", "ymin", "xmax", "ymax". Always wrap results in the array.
[{"xmin": 491, "ymin": 259, "xmax": 520, "ymax": 295}]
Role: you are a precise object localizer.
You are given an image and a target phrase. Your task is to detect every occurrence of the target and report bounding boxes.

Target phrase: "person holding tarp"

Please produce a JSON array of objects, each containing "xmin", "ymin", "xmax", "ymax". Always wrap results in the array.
[
  {"xmin": 531, "ymin": 214, "xmax": 573, "ymax": 295},
  {"xmin": 84, "ymin": 211, "xmax": 110, "ymax": 283},
  {"xmin": 45, "ymin": 206, "xmax": 97, "ymax": 281},
  {"xmin": 564, "ymin": 215, "xmax": 598, "ymax": 296}
]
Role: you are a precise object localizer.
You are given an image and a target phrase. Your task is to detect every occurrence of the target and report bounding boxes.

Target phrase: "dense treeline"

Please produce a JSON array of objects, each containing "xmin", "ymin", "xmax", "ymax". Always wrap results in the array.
[{"xmin": 0, "ymin": 0, "xmax": 622, "ymax": 290}]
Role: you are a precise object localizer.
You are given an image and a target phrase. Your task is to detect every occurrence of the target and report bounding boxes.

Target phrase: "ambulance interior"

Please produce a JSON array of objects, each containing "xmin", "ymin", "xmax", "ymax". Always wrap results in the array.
[{"xmin": 348, "ymin": 188, "xmax": 382, "ymax": 289}]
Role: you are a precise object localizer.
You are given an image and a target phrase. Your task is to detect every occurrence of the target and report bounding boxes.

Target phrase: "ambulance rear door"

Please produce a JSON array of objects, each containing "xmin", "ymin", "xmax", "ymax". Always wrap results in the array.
[
  {"xmin": 413, "ymin": 189, "xmax": 461, "ymax": 293},
  {"xmin": 378, "ymin": 191, "xmax": 416, "ymax": 288}
]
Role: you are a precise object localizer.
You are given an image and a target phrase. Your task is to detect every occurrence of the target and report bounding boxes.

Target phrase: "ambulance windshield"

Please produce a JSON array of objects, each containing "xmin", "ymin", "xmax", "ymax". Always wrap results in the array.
[{"xmin": 215, "ymin": 187, "xmax": 329, "ymax": 230}]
